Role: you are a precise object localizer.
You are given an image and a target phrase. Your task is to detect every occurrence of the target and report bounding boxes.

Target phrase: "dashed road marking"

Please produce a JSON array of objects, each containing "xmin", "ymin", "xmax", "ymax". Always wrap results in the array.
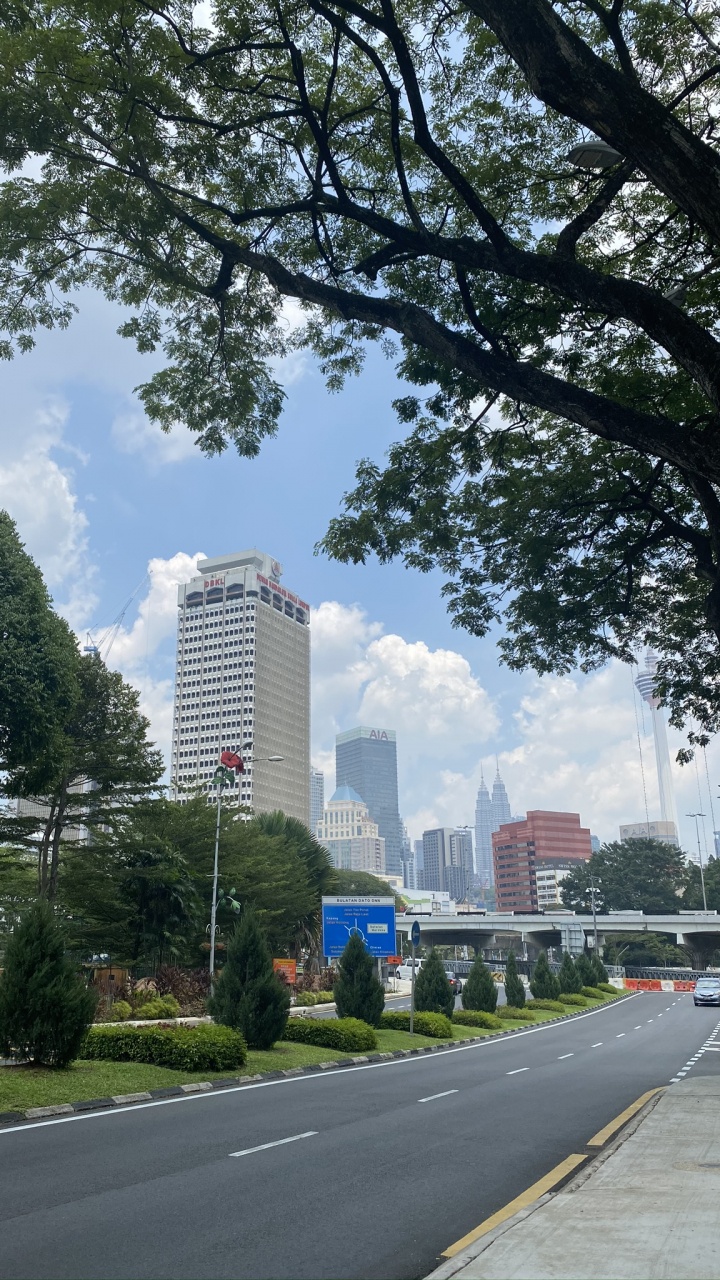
[
  {"xmin": 229, "ymin": 1131, "xmax": 317, "ymax": 1158},
  {"xmin": 558, "ymin": 1054, "xmax": 574, "ymax": 1060},
  {"xmin": 418, "ymin": 1090, "xmax": 458, "ymax": 1103},
  {"xmin": 507, "ymin": 1068, "xmax": 529, "ymax": 1076},
  {"xmin": 591, "ymin": 1042, "xmax": 603, "ymax": 1048}
]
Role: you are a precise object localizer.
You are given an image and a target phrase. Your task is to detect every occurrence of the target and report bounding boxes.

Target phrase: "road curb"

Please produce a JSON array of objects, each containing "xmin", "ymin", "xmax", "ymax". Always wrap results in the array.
[
  {"xmin": 0, "ymin": 995, "xmax": 635, "ymax": 1127},
  {"xmin": 425, "ymin": 1079, "xmax": 664, "ymax": 1280}
]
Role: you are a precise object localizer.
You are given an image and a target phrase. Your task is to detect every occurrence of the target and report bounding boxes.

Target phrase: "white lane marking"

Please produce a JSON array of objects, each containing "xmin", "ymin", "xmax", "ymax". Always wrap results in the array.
[
  {"xmin": 634, "ymin": 1025, "xmax": 642, "ymax": 1030},
  {"xmin": 507, "ymin": 1068, "xmax": 529, "ymax": 1075},
  {"xmin": 558, "ymin": 1053, "xmax": 574, "ymax": 1060},
  {"xmin": 591, "ymin": 1042, "xmax": 603, "ymax": 1048},
  {"xmin": 0, "ymin": 996, "xmax": 643, "ymax": 1137},
  {"xmin": 647, "ymin": 1019, "xmax": 654, "ymax": 1023},
  {"xmin": 616, "ymin": 1033, "xmax": 626, "ymax": 1038},
  {"xmin": 669, "ymin": 1076, "xmax": 682, "ymax": 1083},
  {"xmin": 418, "ymin": 1089, "xmax": 458, "ymax": 1103},
  {"xmin": 703, "ymin": 1046, "xmax": 720, "ymax": 1051},
  {"xmin": 658, "ymin": 1014, "xmax": 663, "ymax": 1018},
  {"xmin": 229, "ymin": 1131, "xmax": 317, "ymax": 1158}
]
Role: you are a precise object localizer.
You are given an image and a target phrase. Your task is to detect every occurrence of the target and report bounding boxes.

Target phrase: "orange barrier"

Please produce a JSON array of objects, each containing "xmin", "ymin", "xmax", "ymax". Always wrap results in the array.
[{"xmin": 623, "ymin": 978, "xmax": 695, "ymax": 992}]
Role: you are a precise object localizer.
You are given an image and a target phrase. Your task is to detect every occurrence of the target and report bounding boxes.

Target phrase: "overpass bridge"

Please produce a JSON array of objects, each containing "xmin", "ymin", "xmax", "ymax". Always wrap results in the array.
[{"xmin": 396, "ymin": 910, "xmax": 720, "ymax": 963}]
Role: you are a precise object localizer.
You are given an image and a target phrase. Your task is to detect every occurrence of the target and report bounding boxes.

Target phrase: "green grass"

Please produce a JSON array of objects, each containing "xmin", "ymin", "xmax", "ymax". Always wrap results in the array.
[{"xmin": 0, "ymin": 992, "xmax": 627, "ymax": 1112}]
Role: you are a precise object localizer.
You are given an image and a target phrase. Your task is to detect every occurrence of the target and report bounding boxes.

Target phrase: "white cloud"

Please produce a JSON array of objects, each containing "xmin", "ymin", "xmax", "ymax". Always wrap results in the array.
[
  {"xmin": 111, "ymin": 411, "xmax": 199, "ymax": 466},
  {"xmin": 0, "ymin": 394, "xmax": 97, "ymax": 627}
]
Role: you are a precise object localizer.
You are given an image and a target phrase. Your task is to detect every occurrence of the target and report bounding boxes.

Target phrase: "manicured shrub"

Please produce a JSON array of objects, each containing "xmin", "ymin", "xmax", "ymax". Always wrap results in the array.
[
  {"xmin": 333, "ymin": 933, "xmax": 385, "ymax": 1027},
  {"xmin": 380, "ymin": 1010, "xmax": 453, "ymax": 1038},
  {"xmin": 598, "ymin": 982, "xmax": 621, "ymax": 995},
  {"xmin": 110, "ymin": 1000, "xmax": 132, "ymax": 1021},
  {"xmin": 527, "ymin": 998, "xmax": 566, "ymax": 1012},
  {"xmin": 560, "ymin": 993, "xmax": 587, "ymax": 1006},
  {"xmin": 294, "ymin": 992, "xmax": 318, "ymax": 1006},
  {"xmin": 134, "ymin": 995, "xmax": 180, "ymax": 1020},
  {"xmin": 530, "ymin": 951, "xmax": 561, "ymax": 1001},
  {"xmin": 558, "ymin": 952, "xmax": 583, "ymax": 994},
  {"xmin": 452, "ymin": 1010, "xmax": 504, "ymax": 1030},
  {"xmin": 574, "ymin": 952, "xmax": 595, "ymax": 987},
  {"xmin": 209, "ymin": 908, "xmax": 290, "ymax": 1049},
  {"xmin": 591, "ymin": 955, "xmax": 610, "ymax": 986},
  {"xmin": 461, "ymin": 955, "xmax": 498, "ymax": 1013},
  {"xmin": 414, "ymin": 948, "xmax": 454, "ymax": 1019},
  {"xmin": 283, "ymin": 1017, "xmax": 377, "ymax": 1052},
  {"xmin": 0, "ymin": 900, "xmax": 97, "ymax": 1068},
  {"xmin": 504, "ymin": 950, "xmax": 526, "ymax": 1008},
  {"xmin": 581, "ymin": 986, "xmax": 607, "ymax": 1000},
  {"xmin": 316, "ymin": 991, "xmax": 334, "ymax": 1003},
  {"xmin": 496, "ymin": 1006, "xmax": 535, "ymax": 1021},
  {"xmin": 82, "ymin": 1022, "xmax": 246, "ymax": 1071}
]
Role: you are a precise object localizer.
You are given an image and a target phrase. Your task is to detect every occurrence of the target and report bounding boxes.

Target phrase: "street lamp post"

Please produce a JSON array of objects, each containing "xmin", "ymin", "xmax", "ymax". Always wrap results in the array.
[
  {"xmin": 589, "ymin": 873, "xmax": 600, "ymax": 953},
  {"xmin": 208, "ymin": 746, "xmax": 284, "ymax": 983},
  {"xmin": 687, "ymin": 812, "xmax": 708, "ymax": 912}
]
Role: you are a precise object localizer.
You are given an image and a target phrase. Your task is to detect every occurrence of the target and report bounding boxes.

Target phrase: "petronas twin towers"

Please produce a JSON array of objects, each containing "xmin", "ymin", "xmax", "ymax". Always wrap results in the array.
[{"xmin": 474, "ymin": 766, "xmax": 512, "ymax": 893}]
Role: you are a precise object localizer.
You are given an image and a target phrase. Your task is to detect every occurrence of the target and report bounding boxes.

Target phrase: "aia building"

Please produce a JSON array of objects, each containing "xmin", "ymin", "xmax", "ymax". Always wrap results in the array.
[
  {"xmin": 335, "ymin": 726, "xmax": 403, "ymax": 875},
  {"xmin": 492, "ymin": 811, "xmax": 592, "ymax": 913}
]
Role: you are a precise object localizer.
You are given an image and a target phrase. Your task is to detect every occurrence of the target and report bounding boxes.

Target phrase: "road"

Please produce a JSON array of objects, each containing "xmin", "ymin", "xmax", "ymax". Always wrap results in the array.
[{"xmin": 1, "ymin": 993, "xmax": 717, "ymax": 1280}]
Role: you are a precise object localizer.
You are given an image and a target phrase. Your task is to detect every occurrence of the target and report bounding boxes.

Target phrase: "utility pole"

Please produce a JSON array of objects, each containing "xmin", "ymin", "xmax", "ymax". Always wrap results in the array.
[
  {"xmin": 687, "ymin": 813, "xmax": 708, "ymax": 912},
  {"xmin": 589, "ymin": 872, "xmax": 600, "ymax": 954}
]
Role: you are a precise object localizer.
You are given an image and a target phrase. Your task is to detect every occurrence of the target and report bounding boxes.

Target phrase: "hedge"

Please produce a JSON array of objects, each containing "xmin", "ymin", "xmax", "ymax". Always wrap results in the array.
[
  {"xmin": 133, "ymin": 995, "xmax": 180, "ymax": 1020},
  {"xmin": 452, "ymin": 1010, "xmax": 504, "ymax": 1030},
  {"xmin": 82, "ymin": 1022, "xmax": 247, "ymax": 1071},
  {"xmin": 598, "ymin": 983, "xmax": 621, "ymax": 996},
  {"xmin": 379, "ymin": 1010, "xmax": 453, "ymax": 1038},
  {"xmin": 560, "ymin": 993, "xmax": 587, "ymax": 1006},
  {"xmin": 283, "ymin": 1017, "xmax": 377, "ymax": 1052},
  {"xmin": 581, "ymin": 986, "xmax": 608, "ymax": 1000},
  {"xmin": 496, "ymin": 1006, "xmax": 536, "ymax": 1022},
  {"xmin": 527, "ymin": 998, "xmax": 566, "ymax": 1012},
  {"xmin": 294, "ymin": 991, "xmax": 334, "ymax": 1006}
]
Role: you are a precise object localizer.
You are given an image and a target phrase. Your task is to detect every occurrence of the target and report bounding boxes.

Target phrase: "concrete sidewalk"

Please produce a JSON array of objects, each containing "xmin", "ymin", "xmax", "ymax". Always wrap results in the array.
[{"xmin": 430, "ymin": 1078, "xmax": 720, "ymax": 1280}]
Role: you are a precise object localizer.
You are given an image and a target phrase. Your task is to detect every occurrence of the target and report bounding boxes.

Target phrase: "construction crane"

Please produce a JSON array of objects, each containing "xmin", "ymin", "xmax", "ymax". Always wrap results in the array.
[{"xmin": 83, "ymin": 575, "xmax": 149, "ymax": 661}]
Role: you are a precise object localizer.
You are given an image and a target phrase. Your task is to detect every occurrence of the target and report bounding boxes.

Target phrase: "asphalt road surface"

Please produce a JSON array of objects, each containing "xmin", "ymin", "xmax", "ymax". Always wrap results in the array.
[{"xmin": 1, "ymin": 993, "xmax": 717, "ymax": 1280}]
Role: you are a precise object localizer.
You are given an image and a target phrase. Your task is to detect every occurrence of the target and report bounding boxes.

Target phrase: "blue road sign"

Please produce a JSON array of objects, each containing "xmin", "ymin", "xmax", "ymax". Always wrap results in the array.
[
  {"xmin": 411, "ymin": 920, "xmax": 421, "ymax": 948},
  {"xmin": 322, "ymin": 897, "xmax": 396, "ymax": 958}
]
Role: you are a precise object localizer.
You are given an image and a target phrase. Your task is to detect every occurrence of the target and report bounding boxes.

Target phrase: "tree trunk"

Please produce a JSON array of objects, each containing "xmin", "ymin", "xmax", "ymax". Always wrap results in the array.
[
  {"xmin": 47, "ymin": 777, "xmax": 69, "ymax": 902},
  {"xmin": 38, "ymin": 798, "xmax": 58, "ymax": 896}
]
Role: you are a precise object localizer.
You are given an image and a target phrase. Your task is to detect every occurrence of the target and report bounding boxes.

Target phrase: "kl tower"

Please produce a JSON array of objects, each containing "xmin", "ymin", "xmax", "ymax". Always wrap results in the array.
[{"xmin": 634, "ymin": 652, "xmax": 679, "ymax": 841}]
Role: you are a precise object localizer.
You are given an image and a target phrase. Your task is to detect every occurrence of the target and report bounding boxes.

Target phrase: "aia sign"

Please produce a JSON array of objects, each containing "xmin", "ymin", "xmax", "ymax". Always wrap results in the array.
[{"xmin": 369, "ymin": 730, "xmax": 389, "ymax": 741}]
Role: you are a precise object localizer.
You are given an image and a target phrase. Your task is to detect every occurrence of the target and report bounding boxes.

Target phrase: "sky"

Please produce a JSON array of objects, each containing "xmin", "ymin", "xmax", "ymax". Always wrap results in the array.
[{"xmin": 1, "ymin": 284, "xmax": 718, "ymax": 860}]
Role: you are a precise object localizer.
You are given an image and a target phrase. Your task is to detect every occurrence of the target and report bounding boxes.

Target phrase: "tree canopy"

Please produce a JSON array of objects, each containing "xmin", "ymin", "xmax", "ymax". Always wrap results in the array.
[
  {"xmin": 1, "ymin": 3, "xmax": 720, "ymax": 729},
  {"xmin": 560, "ymin": 837, "xmax": 690, "ymax": 914}
]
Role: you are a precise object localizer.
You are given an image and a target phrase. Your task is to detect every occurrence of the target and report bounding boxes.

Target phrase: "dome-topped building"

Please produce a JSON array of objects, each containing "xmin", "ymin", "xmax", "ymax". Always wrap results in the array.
[{"xmin": 315, "ymin": 786, "xmax": 386, "ymax": 873}]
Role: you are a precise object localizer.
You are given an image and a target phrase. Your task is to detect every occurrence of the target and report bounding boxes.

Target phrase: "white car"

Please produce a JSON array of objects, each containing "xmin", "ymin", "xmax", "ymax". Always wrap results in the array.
[{"xmin": 396, "ymin": 959, "xmax": 425, "ymax": 982}]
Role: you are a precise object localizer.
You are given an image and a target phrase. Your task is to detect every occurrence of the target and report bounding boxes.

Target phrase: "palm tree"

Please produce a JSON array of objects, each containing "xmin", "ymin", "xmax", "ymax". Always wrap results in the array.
[{"xmin": 252, "ymin": 811, "xmax": 337, "ymax": 964}]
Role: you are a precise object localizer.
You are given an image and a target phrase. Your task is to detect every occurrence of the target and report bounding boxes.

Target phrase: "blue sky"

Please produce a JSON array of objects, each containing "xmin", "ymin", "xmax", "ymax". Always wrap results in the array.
[{"xmin": 0, "ymin": 286, "xmax": 717, "ymax": 856}]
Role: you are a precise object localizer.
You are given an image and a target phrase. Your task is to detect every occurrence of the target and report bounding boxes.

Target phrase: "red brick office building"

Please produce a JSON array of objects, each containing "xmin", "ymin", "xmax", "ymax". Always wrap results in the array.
[{"xmin": 492, "ymin": 811, "xmax": 592, "ymax": 912}]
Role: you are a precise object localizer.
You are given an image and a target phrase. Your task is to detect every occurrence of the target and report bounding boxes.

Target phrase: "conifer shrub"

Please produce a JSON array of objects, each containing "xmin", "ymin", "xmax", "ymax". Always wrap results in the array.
[
  {"xmin": 380, "ymin": 1010, "xmax": 453, "ymax": 1038},
  {"xmin": 591, "ymin": 955, "xmax": 610, "ymax": 985},
  {"xmin": 527, "ymin": 998, "xmax": 565, "ymax": 1012},
  {"xmin": 208, "ymin": 908, "xmax": 290, "ymax": 1049},
  {"xmin": 557, "ymin": 952, "xmax": 583, "ymax": 994},
  {"xmin": 283, "ymin": 1017, "xmax": 377, "ymax": 1052},
  {"xmin": 560, "ymin": 993, "xmax": 587, "ymax": 1006},
  {"xmin": 414, "ymin": 948, "xmax": 455, "ymax": 1018},
  {"xmin": 496, "ymin": 1006, "xmax": 535, "ymax": 1021},
  {"xmin": 333, "ymin": 933, "xmax": 385, "ymax": 1026},
  {"xmin": 452, "ymin": 1010, "xmax": 504, "ymax": 1030},
  {"xmin": 83, "ymin": 1022, "xmax": 246, "ymax": 1070},
  {"xmin": 503, "ymin": 950, "xmax": 526, "ymax": 1008},
  {"xmin": 574, "ymin": 952, "xmax": 595, "ymax": 987},
  {"xmin": 461, "ymin": 955, "xmax": 498, "ymax": 1013},
  {"xmin": 530, "ymin": 951, "xmax": 561, "ymax": 1000},
  {"xmin": 0, "ymin": 900, "xmax": 97, "ymax": 1068}
]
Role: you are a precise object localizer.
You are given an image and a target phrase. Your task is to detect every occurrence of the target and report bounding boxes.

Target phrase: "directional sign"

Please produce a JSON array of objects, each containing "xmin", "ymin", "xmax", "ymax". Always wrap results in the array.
[
  {"xmin": 411, "ymin": 920, "xmax": 421, "ymax": 948},
  {"xmin": 322, "ymin": 897, "xmax": 396, "ymax": 958}
]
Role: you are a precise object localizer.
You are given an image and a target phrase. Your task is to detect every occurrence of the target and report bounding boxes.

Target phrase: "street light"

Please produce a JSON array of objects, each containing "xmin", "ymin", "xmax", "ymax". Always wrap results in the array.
[
  {"xmin": 687, "ymin": 812, "xmax": 709, "ymax": 913},
  {"xmin": 208, "ymin": 744, "xmax": 284, "ymax": 981},
  {"xmin": 589, "ymin": 872, "xmax": 600, "ymax": 954},
  {"xmin": 568, "ymin": 140, "xmax": 624, "ymax": 169}
]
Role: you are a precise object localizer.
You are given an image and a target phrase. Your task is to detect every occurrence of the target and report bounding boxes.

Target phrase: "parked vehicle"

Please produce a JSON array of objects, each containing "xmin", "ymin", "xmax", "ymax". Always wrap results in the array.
[
  {"xmin": 396, "ymin": 959, "xmax": 424, "ymax": 982},
  {"xmin": 444, "ymin": 967, "xmax": 463, "ymax": 995}
]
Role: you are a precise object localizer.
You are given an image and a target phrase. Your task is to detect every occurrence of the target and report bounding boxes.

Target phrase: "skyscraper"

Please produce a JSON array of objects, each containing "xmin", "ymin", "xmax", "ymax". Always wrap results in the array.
[
  {"xmin": 422, "ymin": 827, "xmax": 455, "ymax": 892},
  {"xmin": 315, "ymin": 785, "xmax": 386, "ymax": 873},
  {"xmin": 171, "ymin": 550, "xmax": 310, "ymax": 823},
  {"xmin": 447, "ymin": 827, "xmax": 474, "ymax": 901},
  {"xmin": 474, "ymin": 771, "xmax": 493, "ymax": 887},
  {"xmin": 310, "ymin": 766, "xmax": 325, "ymax": 832},
  {"xmin": 335, "ymin": 727, "xmax": 403, "ymax": 874},
  {"xmin": 475, "ymin": 763, "xmax": 513, "ymax": 892},
  {"xmin": 634, "ymin": 652, "xmax": 679, "ymax": 843}
]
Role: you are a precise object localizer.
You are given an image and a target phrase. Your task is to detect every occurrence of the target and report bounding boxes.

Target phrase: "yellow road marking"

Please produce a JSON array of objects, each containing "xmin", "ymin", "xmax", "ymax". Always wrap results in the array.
[
  {"xmin": 440, "ymin": 1154, "xmax": 587, "ymax": 1259},
  {"xmin": 587, "ymin": 1087, "xmax": 664, "ymax": 1148}
]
